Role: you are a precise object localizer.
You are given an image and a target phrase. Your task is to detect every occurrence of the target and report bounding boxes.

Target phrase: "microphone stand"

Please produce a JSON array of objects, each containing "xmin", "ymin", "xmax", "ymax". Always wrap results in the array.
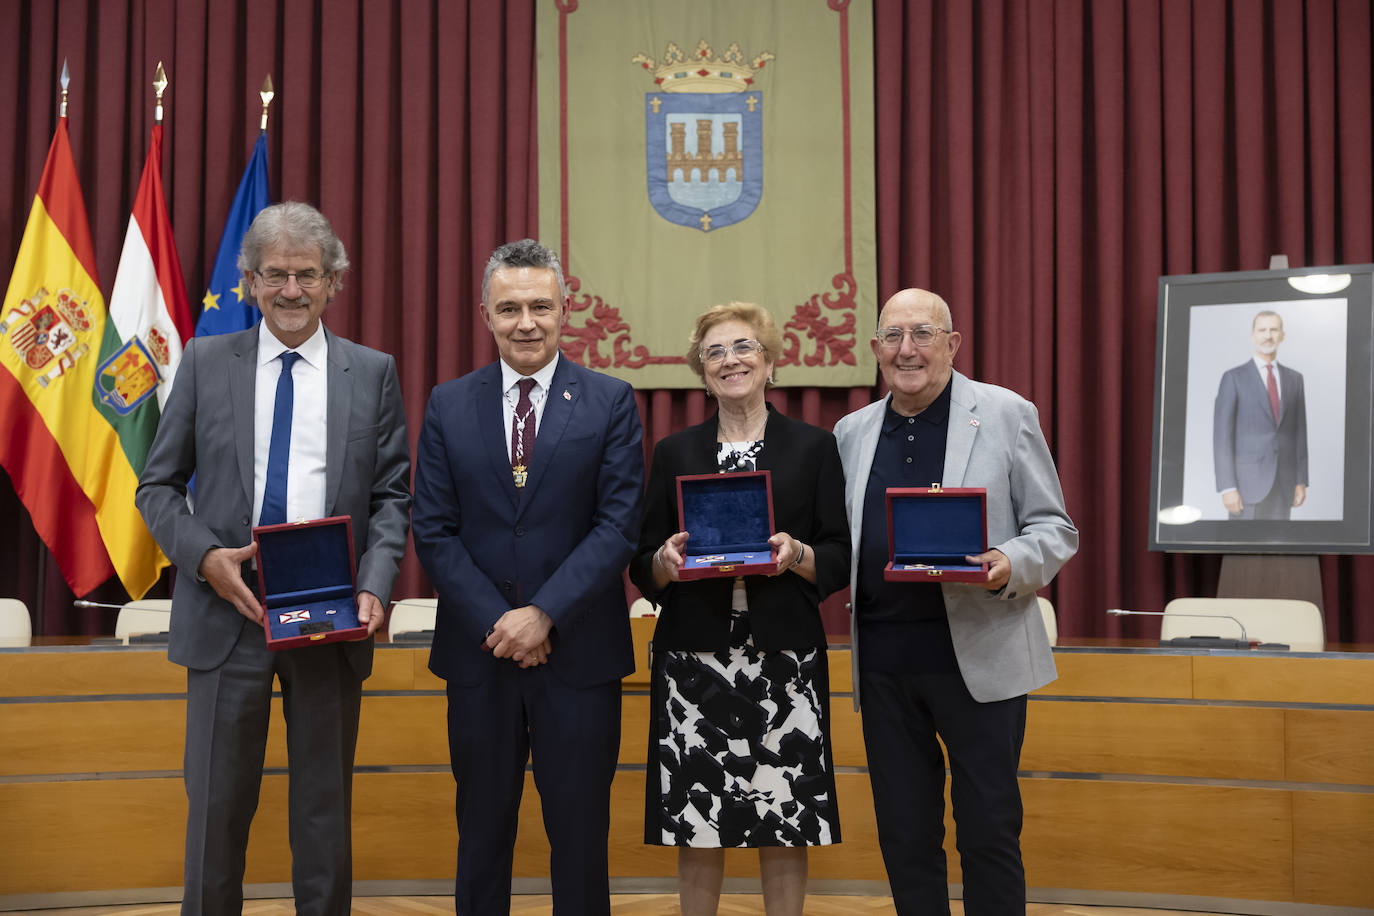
[{"xmin": 1107, "ymin": 608, "xmax": 1252, "ymax": 650}]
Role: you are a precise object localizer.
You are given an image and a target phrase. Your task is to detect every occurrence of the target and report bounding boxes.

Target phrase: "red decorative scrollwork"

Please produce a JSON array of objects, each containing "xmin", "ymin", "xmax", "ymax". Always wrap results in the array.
[
  {"xmin": 561, "ymin": 270, "xmax": 857, "ymax": 371},
  {"xmin": 779, "ymin": 271, "xmax": 858, "ymax": 367}
]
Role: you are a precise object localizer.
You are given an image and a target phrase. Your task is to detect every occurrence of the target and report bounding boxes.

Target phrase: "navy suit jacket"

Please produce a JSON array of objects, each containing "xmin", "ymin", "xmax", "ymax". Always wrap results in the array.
[
  {"xmin": 413, "ymin": 357, "xmax": 644, "ymax": 688},
  {"xmin": 1213, "ymin": 360, "xmax": 1308, "ymax": 504}
]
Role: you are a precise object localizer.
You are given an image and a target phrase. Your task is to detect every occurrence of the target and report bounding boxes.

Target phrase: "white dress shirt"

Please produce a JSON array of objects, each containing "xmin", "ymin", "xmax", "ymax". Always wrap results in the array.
[
  {"xmin": 253, "ymin": 322, "xmax": 329, "ymax": 526},
  {"xmin": 499, "ymin": 354, "xmax": 559, "ymax": 463}
]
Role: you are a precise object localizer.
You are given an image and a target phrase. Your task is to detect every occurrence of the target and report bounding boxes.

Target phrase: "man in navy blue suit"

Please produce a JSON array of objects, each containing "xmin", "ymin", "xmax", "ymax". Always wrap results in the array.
[
  {"xmin": 1213, "ymin": 310, "xmax": 1308, "ymax": 520},
  {"xmin": 412, "ymin": 239, "xmax": 644, "ymax": 915}
]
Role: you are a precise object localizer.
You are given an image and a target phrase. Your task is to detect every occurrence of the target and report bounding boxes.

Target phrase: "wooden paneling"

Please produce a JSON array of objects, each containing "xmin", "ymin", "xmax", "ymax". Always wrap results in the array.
[
  {"xmin": 0, "ymin": 649, "xmax": 182, "ymax": 697},
  {"xmin": 0, "ymin": 699, "xmax": 185, "ymax": 775},
  {"xmin": 1292, "ymin": 791, "xmax": 1374, "ymax": 907},
  {"xmin": 355, "ymin": 695, "xmax": 449, "ymax": 767},
  {"xmin": 1023, "ymin": 701, "xmax": 1287, "ymax": 780},
  {"xmin": 1284, "ymin": 708, "xmax": 1374, "ymax": 785},
  {"xmin": 367, "ymin": 648, "xmax": 424, "ymax": 691},
  {"xmin": 3, "ymin": 645, "xmax": 1372, "ymax": 908},
  {"xmin": 1192, "ymin": 655, "xmax": 1374, "ymax": 704},
  {"xmin": 0, "ymin": 778, "xmax": 190, "ymax": 894},
  {"xmin": 1021, "ymin": 780, "xmax": 1294, "ymax": 902},
  {"xmin": 1035, "ymin": 652, "xmax": 1194, "ymax": 699}
]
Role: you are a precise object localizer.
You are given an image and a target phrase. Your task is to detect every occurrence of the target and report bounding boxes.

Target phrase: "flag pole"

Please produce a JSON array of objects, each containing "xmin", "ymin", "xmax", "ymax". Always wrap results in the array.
[
  {"xmin": 37, "ymin": 59, "xmax": 74, "ymax": 636},
  {"xmin": 260, "ymin": 74, "xmax": 275, "ymax": 133}
]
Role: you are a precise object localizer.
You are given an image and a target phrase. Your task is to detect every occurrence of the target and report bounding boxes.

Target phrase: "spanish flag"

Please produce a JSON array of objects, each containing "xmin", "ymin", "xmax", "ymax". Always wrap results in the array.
[{"xmin": 0, "ymin": 116, "xmax": 167, "ymax": 599}]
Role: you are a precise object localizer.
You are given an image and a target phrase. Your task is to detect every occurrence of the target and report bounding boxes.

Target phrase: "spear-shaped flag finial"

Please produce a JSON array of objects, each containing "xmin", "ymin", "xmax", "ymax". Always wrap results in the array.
[
  {"xmin": 260, "ymin": 74, "xmax": 275, "ymax": 132},
  {"xmin": 59, "ymin": 58, "xmax": 70, "ymax": 118},
  {"xmin": 153, "ymin": 61, "xmax": 169, "ymax": 124}
]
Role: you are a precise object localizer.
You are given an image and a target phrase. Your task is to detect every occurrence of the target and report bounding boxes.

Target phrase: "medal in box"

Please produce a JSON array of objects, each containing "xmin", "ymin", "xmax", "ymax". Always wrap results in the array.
[
  {"xmin": 675, "ymin": 470, "xmax": 779, "ymax": 579},
  {"xmin": 884, "ymin": 486, "xmax": 991, "ymax": 583},
  {"xmin": 253, "ymin": 515, "xmax": 367, "ymax": 649}
]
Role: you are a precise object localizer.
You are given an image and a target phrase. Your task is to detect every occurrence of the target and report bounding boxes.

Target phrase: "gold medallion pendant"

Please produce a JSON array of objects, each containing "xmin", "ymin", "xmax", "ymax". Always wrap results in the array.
[{"xmin": 513, "ymin": 464, "xmax": 528, "ymax": 488}]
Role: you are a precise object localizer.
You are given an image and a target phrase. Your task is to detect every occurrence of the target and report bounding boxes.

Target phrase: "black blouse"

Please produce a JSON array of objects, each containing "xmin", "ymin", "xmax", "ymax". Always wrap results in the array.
[{"xmin": 629, "ymin": 405, "xmax": 851, "ymax": 652}]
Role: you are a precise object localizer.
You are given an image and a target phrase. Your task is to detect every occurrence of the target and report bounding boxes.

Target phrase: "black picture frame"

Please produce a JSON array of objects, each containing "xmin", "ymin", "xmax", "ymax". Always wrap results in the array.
[{"xmin": 1149, "ymin": 264, "xmax": 1374, "ymax": 553}]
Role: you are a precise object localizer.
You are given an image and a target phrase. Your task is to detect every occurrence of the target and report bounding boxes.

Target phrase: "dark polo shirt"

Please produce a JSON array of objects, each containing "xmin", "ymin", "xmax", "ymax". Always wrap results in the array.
[{"xmin": 855, "ymin": 377, "xmax": 959, "ymax": 674}]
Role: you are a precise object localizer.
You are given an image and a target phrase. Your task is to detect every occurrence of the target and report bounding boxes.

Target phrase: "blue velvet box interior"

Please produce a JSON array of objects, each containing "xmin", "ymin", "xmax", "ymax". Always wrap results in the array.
[
  {"xmin": 678, "ymin": 471, "xmax": 774, "ymax": 571},
  {"xmin": 257, "ymin": 520, "xmax": 360, "ymax": 644},
  {"xmin": 889, "ymin": 490, "xmax": 985, "ymax": 573}
]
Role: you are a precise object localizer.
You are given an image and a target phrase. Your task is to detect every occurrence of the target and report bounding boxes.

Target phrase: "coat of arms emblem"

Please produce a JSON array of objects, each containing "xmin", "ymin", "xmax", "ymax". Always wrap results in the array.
[
  {"xmin": 95, "ymin": 335, "xmax": 162, "ymax": 414},
  {"xmin": 1, "ymin": 287, "xmax": 94, "ymax": 386},
  {"xmin": 633, "ymin": 40, "xmax": 774, "ymax": 232}
]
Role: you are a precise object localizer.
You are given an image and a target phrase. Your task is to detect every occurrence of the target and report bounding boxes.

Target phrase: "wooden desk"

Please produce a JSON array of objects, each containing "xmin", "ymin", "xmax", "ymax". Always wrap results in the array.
[{"xmin": 1, "ymin": 628, "xmax": 1371, "ymax": 910}]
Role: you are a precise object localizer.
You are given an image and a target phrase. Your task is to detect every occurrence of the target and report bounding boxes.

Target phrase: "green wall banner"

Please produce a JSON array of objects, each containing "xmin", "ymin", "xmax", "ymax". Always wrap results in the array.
[{"xmin": 538, "ymin": 0, "xmax": 876, "ymax": 388}]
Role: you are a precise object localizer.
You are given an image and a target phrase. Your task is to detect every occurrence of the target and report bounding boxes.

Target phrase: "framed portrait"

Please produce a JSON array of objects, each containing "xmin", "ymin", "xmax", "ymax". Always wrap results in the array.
[{"xmin": 1149, "ymin": 264, "xmax": 1374, "ymax": 553}]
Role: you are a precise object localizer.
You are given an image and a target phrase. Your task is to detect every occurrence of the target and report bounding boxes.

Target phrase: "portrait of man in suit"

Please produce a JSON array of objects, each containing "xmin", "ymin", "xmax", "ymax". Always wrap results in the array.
[
  {"xmin": 832, "ymin": 288, "xmax": 1077, "ymax": 915},
  {"xmin": 411, "ymin": 239, "xmax": 644, "ymax": 915},
  {"xmin": 1213, "ymin": 310, "xmax": 1309, "ymax": 520},
  {"xmin": 135, "ymin": 201, "xmax": 411, "ymax": 915}
]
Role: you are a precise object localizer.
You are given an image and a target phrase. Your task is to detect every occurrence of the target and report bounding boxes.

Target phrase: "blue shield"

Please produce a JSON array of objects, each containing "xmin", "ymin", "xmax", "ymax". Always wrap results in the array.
[{"xmin": 645, "ymin": 92, "xmax": 763, "ymax": 231}]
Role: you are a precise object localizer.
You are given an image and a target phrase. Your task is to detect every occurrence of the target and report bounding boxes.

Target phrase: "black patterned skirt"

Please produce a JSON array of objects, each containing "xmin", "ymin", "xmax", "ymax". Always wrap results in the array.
[{"xmin": 645, "ymin": 606, "xmax": 841, "ymax": 847}]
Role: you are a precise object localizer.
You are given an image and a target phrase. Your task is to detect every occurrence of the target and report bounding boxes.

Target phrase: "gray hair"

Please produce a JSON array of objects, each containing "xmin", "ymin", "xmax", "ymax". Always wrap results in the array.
[
  {"xmin": 1252, "ymin": 309, "xmax": 1284, "ymax": 331},
  {"xmin": 238, "ymin": 201, "xmax": 350, "ymax": 289},
  {"xmin": 482, "ymin": 239, "xmax": 567, "ymax": 303}
]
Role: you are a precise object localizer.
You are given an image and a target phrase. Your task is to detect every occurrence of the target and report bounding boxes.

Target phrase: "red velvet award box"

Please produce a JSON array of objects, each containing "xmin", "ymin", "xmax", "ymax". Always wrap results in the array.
[
  {"xmin": 675, "ymin": 470, "xmax": 779, "ymax": 579},
  {"xmin": 883, "ymin": 486, "xmax": 991, "ymax": 583},
  {"xmin": 253, "ymin": 515, "xmax": 367, "ymax": 650}
]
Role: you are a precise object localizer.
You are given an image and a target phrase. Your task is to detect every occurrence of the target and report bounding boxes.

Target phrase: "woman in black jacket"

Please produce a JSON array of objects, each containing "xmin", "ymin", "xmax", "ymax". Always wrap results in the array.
[{"xmin": 629, "ymin": 302, "xmax": 850, "ymax": 916}]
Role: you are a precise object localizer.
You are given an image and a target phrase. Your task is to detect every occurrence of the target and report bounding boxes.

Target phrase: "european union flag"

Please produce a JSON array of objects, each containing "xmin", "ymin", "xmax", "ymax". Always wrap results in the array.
[{"xmin": 195, "ymin": 133, "xmax": 270, "ymax": 336}]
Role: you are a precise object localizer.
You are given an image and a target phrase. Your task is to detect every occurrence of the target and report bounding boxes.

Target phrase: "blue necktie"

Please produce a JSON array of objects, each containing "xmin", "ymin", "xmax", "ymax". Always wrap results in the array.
[{"xmin": 260, "ymin": 351, "xmax": 301, "ymax": 526}]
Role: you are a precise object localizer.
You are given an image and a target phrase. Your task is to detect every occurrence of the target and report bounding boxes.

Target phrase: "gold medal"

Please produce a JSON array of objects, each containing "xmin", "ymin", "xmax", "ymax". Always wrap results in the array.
[{"xmin": 513, "ymin": 464, "xmax": 528, "ymax": 488}]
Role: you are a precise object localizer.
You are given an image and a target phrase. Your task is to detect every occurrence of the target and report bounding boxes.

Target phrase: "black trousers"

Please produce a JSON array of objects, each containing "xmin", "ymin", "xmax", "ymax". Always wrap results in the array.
[
  {"xmin": 446, "ymin": 664, "xmax": 621, "ymax": 916},
  {"xmin": 859, "ymin": 668, "xmax": 1028, "ymax": 916}
]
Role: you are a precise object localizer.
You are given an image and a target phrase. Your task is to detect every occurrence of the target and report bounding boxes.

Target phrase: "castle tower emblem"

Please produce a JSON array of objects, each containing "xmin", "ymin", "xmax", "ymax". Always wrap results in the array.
[{"xmin": 632, "ymin": 40, "xmax": 773, "ymax": 232}]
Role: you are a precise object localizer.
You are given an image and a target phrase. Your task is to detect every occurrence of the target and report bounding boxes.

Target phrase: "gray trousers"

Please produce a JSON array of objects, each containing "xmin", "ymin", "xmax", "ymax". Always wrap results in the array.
[{"xmin": 181, "ymin": 624, "xmax": 362, "ymax": 916}]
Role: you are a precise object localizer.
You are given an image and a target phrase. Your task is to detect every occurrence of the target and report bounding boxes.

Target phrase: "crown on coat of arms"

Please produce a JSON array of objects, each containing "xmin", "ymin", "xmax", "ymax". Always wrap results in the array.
[{"xmin": 632, "ymin": 40, "xmax": 775, "ymax": 93}]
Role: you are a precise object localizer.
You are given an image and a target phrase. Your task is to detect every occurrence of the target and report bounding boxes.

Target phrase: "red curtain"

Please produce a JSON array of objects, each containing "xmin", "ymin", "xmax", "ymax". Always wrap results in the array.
[{"xmin": 2, "ymin": 0, "xmax": 1372, "ymax": 642}]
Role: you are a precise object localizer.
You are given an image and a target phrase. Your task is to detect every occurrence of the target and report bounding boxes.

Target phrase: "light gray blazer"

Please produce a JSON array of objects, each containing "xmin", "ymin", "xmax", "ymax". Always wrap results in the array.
[
  {"xmin": 136, "ymin": 325, "xmax": 411, "ymax": 677},
  {"xmin": 833, "ymin": 370, "xmax": 1077, "ymax": 706}
]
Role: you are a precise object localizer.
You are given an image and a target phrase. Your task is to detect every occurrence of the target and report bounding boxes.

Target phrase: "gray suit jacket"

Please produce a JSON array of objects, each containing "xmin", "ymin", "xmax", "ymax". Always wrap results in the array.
[
  {"xmin": 1212, "ymin": 361, "xmax": 1308, "ymax": 503},
  {"xmin": 136, "ymin": 325, "xmax": 411, "ymax": 677},
  {"xmin": 833, "ymin": 371, "xmax": 1077, "ymax": 705}
]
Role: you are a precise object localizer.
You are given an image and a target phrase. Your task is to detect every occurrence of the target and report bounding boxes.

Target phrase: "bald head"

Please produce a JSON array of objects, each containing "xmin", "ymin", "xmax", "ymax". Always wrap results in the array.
[
  {"xmin": 878, "ymin": 288, "xmax": 953, "ymax": 333},
  {"xmin": 872, "ymin": 287, "xmax": 961, "ymax": 416}
]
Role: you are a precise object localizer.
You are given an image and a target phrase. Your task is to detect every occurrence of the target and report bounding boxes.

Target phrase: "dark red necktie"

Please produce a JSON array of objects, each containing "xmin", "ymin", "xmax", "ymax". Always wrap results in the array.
[
  {"xmin": 1266, "ymin": 363, "xmax": 1280, "ymax": 422},
  {"xmin": 510, "ymin": 377, "xmax": 537, "ymax": 484}
]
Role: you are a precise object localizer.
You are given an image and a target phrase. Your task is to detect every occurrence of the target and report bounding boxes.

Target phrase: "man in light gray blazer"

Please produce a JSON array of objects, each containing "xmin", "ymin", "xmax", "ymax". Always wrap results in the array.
[
  {"xmin": 833, "ymin": 288, "xmax": 1076, "ymax": 916},
  {"xmin": 136, "ymin": 202, "xmax": 410, "ymax": 915}
]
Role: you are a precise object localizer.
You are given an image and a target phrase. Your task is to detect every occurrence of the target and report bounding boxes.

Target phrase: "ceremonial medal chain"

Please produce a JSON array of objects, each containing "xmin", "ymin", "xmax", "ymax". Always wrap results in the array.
[{"xmin": 506, "ymin": 384, "xmax": 545, "ymax": 487}]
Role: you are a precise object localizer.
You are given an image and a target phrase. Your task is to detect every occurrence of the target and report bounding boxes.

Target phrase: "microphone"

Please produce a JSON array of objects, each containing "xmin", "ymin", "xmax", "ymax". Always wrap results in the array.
[
  {"xmin": 73, "ymin": 599, "xmax": 125, "ymax": 611},
  {"xmin": 1107, "ymin": 608, "xmax": 1253, "ymax": 650}
]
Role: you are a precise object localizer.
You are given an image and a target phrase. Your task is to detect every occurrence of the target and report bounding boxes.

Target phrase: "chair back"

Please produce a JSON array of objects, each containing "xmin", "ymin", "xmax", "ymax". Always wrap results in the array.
[
  {"xmin": 0, "ymin": 598, "xmax": 33, "ymax": 646},
  {"xmin": 114, "ymin": 599, "xmax": 173, "ymax": 640},
  {"xmin": 1162, "ymin": 597, "xmax": 1324, "ymax": 651},
  {"xmin": 629, "ymin": 596, "xmax": 659, "ymax": 618},
  {"xmin": 1037, "ymin": 596, "xmax": 1058, "ymax": 647},
  {"xmin": 389, "ymin": 598, "xmax": 438, "ymax": 637}
]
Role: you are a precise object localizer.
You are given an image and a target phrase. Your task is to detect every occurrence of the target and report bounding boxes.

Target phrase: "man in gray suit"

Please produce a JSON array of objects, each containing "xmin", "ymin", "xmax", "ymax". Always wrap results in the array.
[
  {"xmin": 833, "ymin": 288, "xmax": 1077, "ymax": 915},
  {"xmin": 1213, "ymin": 310, "xmax": 1309, "ymax": 519},
  {"xmin": 136, "ymin": 202, "xmax": 411, "ymax": 915}
]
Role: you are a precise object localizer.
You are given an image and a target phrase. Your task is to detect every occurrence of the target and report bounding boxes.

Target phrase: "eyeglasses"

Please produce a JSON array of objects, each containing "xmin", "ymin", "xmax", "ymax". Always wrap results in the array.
[
  {"xmin": 701, "ymin": 339, "xmax": 765, "ymax": 364},
  {"xmin": 256, "ymin": 269, "xmax": 328, "ymax": 289},
  {"xmin": 875, "ymin": 325, "xmax": 950, "ymax": 349}
]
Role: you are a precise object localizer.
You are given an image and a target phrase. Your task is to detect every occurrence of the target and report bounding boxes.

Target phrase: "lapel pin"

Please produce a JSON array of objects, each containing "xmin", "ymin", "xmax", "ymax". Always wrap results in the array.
[
  {"xmin": 563, "ymin": 390, "xmax": 571, "ymax": 401},
  {"xmin": 969, "ymin": 419, "xmax": 979, "ymax": 428}
]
